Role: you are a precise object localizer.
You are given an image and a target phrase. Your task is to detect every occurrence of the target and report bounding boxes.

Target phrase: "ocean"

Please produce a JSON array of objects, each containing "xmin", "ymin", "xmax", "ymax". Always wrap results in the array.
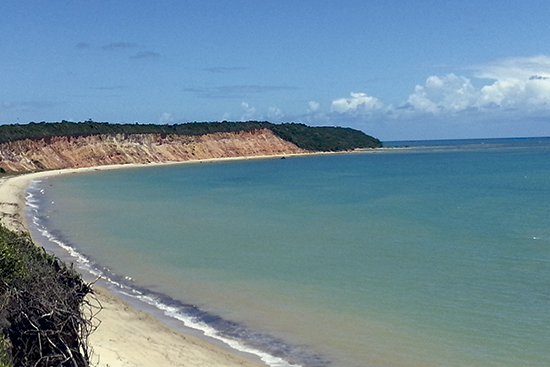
[{"xmin": 25, "ymin": 137, "xmax": 550, "ymax": 367}]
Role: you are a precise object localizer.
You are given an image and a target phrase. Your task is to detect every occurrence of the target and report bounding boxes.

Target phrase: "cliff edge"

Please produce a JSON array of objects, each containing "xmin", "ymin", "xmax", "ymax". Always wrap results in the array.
[{"xmin": 0, "ymin": 129, "xmax": 308, "ymax": 173}]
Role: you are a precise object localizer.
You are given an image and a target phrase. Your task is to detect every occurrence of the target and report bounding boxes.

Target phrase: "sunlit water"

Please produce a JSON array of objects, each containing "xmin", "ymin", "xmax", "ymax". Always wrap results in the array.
[{"xmin": 26, "ymin": 138, "xmax": 550, "ymax": 367}]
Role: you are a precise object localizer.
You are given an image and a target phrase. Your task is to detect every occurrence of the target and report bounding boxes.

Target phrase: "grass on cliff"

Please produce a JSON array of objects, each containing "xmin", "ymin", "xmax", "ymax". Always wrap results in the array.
[
  {"xmin": 0, "ymin": 120, "xmax": 382, "ymax": 151},
  {"xmin": 0, "ymin": 224, "xmax": 95, "ymax": 367}
]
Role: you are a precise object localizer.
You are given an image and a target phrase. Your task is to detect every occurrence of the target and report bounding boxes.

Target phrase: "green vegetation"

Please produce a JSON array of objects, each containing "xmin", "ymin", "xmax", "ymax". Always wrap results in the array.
[
  {"xmin": 0, "ymin": 120, "xmax": 382, "ymax": 150},
  {"xmin": 0, "ymin": 224, "xmax": 93, "ymax": 367},
  {"xmin": 0, "ymin": 335, "xmax": 10, "ymax": 367},
  {"xmin": 268, "ymin": 123, "xmax": 382, "ymax": 151}
]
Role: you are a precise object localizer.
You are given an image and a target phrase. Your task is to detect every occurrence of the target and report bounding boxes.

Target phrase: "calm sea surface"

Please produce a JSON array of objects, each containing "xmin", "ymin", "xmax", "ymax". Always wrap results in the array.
[{"xmin": 26, "ymin": 138, "xmax": 550, "ymax": 367}]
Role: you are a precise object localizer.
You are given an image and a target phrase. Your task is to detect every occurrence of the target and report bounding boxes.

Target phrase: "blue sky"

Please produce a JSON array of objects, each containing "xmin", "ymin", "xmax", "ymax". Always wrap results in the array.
[{"xmin": 1, "ymin": 0, "xmax": 550, "ymax": 140}]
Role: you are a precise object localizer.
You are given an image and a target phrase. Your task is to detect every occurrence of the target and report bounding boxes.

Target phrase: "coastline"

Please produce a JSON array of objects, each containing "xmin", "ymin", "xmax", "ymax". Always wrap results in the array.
[{"xmin": 0, "ymin": 159, "xmax": 291, "ymax": 367}]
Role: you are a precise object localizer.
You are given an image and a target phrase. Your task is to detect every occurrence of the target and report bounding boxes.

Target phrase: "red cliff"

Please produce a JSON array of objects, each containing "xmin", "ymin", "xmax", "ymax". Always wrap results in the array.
[{"xmin": 0, "ymin": 129, "xmax": 308, "ymax": 173}]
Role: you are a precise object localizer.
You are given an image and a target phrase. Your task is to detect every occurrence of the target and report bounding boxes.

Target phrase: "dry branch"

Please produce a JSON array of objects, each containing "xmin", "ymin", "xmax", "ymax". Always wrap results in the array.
[{"xmin": 1, "ymin": 226, "xmax": 97, "ymax": 367}]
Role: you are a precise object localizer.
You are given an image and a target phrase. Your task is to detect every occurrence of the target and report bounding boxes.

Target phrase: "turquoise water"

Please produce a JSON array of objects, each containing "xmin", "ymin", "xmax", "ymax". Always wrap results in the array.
[{"xmin": 26, "ymin": 138, "xmax": 550, "ymax": 367}]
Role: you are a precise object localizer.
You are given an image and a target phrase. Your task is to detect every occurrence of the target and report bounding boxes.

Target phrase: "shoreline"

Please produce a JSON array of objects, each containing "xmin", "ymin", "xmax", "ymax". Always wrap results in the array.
[{"xmin": 0, "ymin": 156, "xmax": 307, "ymax": 367}]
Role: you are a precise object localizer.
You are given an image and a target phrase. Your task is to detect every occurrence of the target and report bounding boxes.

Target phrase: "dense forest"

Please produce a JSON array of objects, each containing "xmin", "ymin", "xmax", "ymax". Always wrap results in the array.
[{"xmin": 0, "ymin": 120, "xmax": 382, "ymax": 151}]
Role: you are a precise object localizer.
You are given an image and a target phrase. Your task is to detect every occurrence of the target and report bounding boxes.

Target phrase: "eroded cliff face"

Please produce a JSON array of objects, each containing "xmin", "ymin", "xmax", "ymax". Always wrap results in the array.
[{"xmin": 0, "ymin": 129, "xmax": 308, "ymax": 173}]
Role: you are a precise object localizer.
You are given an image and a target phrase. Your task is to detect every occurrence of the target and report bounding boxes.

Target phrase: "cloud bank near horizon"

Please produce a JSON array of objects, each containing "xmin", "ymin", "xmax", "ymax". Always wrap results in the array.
[
  {"xmin": 214, "ymin": 55, "xmax": 549, "ymax": 139},
  {"xmin": 329, "ymin": 55, "xmax": 550, "ymax": 117}
]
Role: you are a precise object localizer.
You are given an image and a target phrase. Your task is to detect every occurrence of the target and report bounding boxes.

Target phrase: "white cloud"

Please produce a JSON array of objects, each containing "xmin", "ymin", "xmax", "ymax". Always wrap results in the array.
[
  {"xmin": 405, "ymin": 74, "xmax": 478, "ymax": 113},
  {"xmin": 240, "ymin": 102, "xmax": 256, "ymax": 120},
  {"xmin": 331, "ymin": 92, "xmax": 384, "ymax": 113},
  {"xmin": 475, "ymin": 55, "xmax": 550, "ymax": 81},
  {"xmin": 307, "ymin": 101, "xmax": 320, "ymax": 113},
  {"xmin": 268, "ymin": 106, "xmax": 283, "ymax": 119},
  {"xmin": 305, "ymin": 55, "xmax": 550, "ymax": 139},
  {"xmin": 158, "ymin": 112, "xmax": 175, "ymax": 123},
  {"xmin": 474, "ymin": 56, "xmax": 550, "ymax": 109},
  {"xmin": 402, "ymin": 56, "xmax": 550, "ymax": 115}
]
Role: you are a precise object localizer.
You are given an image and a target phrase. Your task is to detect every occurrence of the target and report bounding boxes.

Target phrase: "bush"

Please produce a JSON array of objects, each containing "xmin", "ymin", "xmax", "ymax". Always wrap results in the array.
[
  {"xmin": 0, "ymin": 335, "xmax": 11, "ymax": 367},
  {"xmin": 0, "ymin": 225, "xmax": 94, "ymax": 367}
]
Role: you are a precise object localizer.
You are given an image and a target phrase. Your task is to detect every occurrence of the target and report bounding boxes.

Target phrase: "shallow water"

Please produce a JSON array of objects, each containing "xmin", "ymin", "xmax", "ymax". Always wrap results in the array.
[{"xmin": 26, "ymin": 138, "xmax": 550, "ymax": 367}]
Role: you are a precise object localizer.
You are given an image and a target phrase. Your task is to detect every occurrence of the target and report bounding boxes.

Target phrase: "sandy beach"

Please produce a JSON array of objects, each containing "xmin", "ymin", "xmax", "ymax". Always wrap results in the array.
[{"xmin": 0, "ymin": 163, "xmax": 267, "ymax": 367}]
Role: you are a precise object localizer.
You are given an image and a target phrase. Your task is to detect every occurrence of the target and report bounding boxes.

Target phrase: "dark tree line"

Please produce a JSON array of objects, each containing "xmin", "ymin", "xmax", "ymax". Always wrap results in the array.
[{"xmin": 0, "ymin": 120, "xmax": 382, "ymax": 151}]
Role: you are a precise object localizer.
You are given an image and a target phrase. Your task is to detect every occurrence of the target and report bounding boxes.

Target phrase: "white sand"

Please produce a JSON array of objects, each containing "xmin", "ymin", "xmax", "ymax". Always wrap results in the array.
[{"xmin": 0, "ymin": 164, "xmax": 268, "ymax": 367}]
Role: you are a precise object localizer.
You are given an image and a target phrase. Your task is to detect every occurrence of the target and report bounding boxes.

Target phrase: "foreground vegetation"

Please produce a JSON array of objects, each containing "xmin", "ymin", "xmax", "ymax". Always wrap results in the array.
[
  {"xmin": 0, "ymin": 120, "xmax": 382, "ymax": 151},
  {"xmin": 0, "ymin": 224, "xmax": 94, "ymax": 367}
]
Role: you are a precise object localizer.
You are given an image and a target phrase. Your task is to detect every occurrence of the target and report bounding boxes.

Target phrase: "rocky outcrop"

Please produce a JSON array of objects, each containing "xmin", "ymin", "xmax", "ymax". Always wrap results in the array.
[{"xmin": 0, "ymin": 129, "xmax": 308, "ymax": 173}]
